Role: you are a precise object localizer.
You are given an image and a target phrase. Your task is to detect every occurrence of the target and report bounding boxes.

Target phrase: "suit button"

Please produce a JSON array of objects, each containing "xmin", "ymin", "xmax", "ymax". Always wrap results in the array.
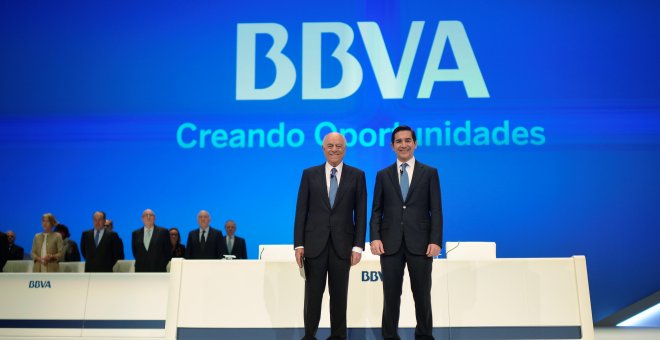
[{"xmin": 403, "ymin": 205, "xmax": 406, "ymax": 209}]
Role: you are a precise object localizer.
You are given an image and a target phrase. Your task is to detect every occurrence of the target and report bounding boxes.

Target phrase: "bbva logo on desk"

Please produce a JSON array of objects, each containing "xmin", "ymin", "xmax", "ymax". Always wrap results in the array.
[
  {"xmin": 28, "ymin": 280, "xmax": 51, "ymax": 288},
  {"xmin": 362, "ymin": 271, "xmax": 383, "ymax": 282}
]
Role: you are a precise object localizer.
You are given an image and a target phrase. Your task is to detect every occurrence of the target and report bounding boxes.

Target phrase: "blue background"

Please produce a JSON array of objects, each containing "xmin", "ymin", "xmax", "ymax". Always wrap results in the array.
[{"xmin": 1, "ymin": 0, "xmax": 659, "ymax": 323}]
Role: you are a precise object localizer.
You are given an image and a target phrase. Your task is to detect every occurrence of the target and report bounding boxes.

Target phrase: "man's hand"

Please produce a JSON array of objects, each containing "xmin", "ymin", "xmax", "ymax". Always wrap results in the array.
[
  {"xmin": 351, "ymin": 251, "xmax": 362, "ymax": 266},
  {"xmin": 295, "ymin": 248, "xmax": 305, "ymax": 268},
  {"xmin": 426, "ymin": 243, "xmax": 441, "ymax": 257},
  {"xmin": 370, "ymin": 240, "xmax": 384, "ymax": 255}
]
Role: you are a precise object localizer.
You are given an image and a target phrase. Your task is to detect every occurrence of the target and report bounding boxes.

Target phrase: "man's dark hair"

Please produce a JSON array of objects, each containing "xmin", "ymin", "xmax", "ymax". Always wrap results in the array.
[{"xmin": 391, "ymin": 125, "xmax": 417, "ymax": 144}]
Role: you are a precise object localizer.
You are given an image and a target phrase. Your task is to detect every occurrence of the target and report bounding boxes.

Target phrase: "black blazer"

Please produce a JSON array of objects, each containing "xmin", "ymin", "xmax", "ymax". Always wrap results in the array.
[
  {"xmin": 81, "ymin": 229, "xmax": 122, "ymax": 272},
  {"xmin": 185, "ymin": 227, "xmax": 227, "ymax": 259},
  {"xmin": 294, "ymin": 163, "xmax": 367, "ymax": 259},
  {"xmin": 8, "ymin": 243, "xmax": 25, "ymax": 260},
  {"xmin": 132, "ymin": 226, "xmax": 171, "ymax": 272},
  {"xmin": 227, "ymin": 235, "xmax": 248, "ymax": 259},
  {"xmin": 370, "ymin": 160, "xmax": 443, "ymax": 255}
]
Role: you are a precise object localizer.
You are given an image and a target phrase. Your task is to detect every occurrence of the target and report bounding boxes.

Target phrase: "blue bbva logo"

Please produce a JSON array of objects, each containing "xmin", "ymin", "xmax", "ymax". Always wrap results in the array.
[
  {"xmin": 361, "ymin": 271, "xmax": 383, "ymax": 282},
  {"xmin": 28, "ymin": 280, "xmax": 51, "ymax": 288}
]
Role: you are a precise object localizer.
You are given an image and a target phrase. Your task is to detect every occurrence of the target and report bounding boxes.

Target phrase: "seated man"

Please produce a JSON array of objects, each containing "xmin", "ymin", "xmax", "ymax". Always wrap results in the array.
[
  {"xmin": 224, "ymin": 220, "xmax": 247, "ymax": 259},
  {"xmin": 185, "ymin": 210, "xmax": 227, "ymax": 259},
  {"xmin": 6, "ymin": 230, "xmax": 25, "ymax": 260}
]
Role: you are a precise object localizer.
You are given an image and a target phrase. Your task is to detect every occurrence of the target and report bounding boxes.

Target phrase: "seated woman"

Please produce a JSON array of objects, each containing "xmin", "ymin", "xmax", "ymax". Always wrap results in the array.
[
  {"xmin": 31, "ymin": 213, "xmax": 64, "ymax": 272},
  {"xmin": 169, "ymin": 227, "xmax": 186, "ymax": 258}
]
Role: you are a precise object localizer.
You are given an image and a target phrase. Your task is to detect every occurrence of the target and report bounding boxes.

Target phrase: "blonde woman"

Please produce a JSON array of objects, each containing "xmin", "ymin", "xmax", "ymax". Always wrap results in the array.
[{"xmin": 31, "ymin": 213, "xmax": 64, "ymax": 272}]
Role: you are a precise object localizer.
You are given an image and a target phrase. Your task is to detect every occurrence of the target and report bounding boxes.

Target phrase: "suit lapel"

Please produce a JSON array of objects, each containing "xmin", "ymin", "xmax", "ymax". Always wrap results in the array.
[
  {"xmin": 333, "ymin": 164, "xmax": 352, "ymax": 207},
  {"xmin": 386, "ymin": 163, "xmax": 405, "ymax": 202},
  {"xmin": 316, "ymin": 164, "xmax": 332, "ymax": 209},
  {"xmin": 406, "ymin": 161, "xmax": 425, "ymax": 200}
]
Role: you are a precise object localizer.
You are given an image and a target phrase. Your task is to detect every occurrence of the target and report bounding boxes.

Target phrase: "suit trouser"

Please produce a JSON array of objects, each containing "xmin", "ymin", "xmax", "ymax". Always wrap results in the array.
[
  {"xmin": 380, "ymin": 243, "xmax": 434, "ymax": 340},
  {"xmin": 303, "ymin": 238, "xmax": 351, "ymax": 340}
]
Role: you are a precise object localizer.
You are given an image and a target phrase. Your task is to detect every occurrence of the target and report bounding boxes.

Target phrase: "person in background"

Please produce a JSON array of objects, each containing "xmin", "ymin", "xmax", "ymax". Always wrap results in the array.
[
  {"xmin": 54, "ymin": 224, "xmax": 81, "ymax": 262},
  {"xmin": 31, "ymin": 213, "xmax": 65, "ymax": 272},
  {"xmin": 224, "ymin": 220, "xmax": 247, "ymax": 259},
  {"xmin": 0, "ymin": 231, "xmax": 8, "ymax": 271},
  {"xmin": 104, "ymin": 219, "xmax": 125, "ymax": 260},
  {"xmin": 6, "ymin": 230, "xmax": 25, "ymax": 260},
  {"xmin": 169, "ymin": 227, "xmax": 186, "ymax": 258},
  {"xmin": 81, "ymin": 211, "xmax": 122, "ymax": 272}
]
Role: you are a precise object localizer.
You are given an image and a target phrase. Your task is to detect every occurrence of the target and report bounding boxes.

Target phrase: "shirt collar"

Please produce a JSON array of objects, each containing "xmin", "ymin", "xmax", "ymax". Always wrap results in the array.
[
  {"xmin": 325, "ymin": 161, "xmax": 344, "ymax": 174},
  {"xmin": 397, "ymin": 156, "xmax": 416, "ymax": 170}
]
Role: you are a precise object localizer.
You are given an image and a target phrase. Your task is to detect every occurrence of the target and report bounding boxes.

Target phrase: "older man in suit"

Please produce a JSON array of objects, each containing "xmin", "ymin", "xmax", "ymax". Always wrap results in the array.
[
  {"xmin": 224, "ymin": 220, "xmax": 247, "ymax": 259},
  {"xmin": 294, "ymin": 132, "xmax": 367, "ymax": 340},
  {"xmin": 185, "ymin": 210, "xmax": 227, "ymax": 259},
  {"xmin": 132, "ymin": 209, "xmax": 171, "ymax": 272},
  {"xmin": 6, "ymin": 230, "xmax": 24, "ymax": 260},
  {"xmin": 81, "ymin": 211, "xmax": 122, "ymax": 272},
  {"xmin": 370, "ymin": 125, "xmax": 443, "ymax": 340}
]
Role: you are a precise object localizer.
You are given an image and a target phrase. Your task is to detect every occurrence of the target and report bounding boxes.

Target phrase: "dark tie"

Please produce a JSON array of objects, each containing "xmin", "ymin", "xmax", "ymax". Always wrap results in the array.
[
  {"xmin": 201, "ymin": 230, "xmax": 207, "ymax": 250},
  {"xmin": 94, "ymin": 229, "xmax": 100, "ymax": 247},
  {"xmin": 329, "ymin": 167, "xmax": 338, "ymax": 208},
  {"xmin": 400, "ymin": 163, "xmax": 409, "ymax": 201}
]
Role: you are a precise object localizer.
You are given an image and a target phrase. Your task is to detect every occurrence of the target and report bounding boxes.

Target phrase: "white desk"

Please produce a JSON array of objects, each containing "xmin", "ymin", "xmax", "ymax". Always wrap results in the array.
[{"xmin": 0, "ymin": 257, "xmax": 594, "ymax": 339}]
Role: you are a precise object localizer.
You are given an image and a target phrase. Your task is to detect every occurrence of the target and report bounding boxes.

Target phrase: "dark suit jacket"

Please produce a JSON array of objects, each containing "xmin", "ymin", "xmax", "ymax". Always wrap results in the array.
[
  {"xmin": 116, "ymin": 236, "xmax": 125, "ymax": 260},
  {"xmin": 62, "ymin": 239, "xmax": 81, "ymax": 262},
  {"xmin": 185, "ymin": 227, "xmax": 227, "ymax": 259},
  {"xmin": 370, "ymin": 160, "xmax": 443, "ymax": 255},
  {"xmin": 227, "ymin": 235, "xmax": 248, "ymax": 259},
  {"xmin": 294, "ymin": 163, "xmax": 367, "ymax": 259},
  {"xmin": 0, "ymin": 232, "xmax": 8, "ymax": 271},
  {"xmin": 132, "ymin": 226, "xmax": 171, "ymax": 272},
  {"xmin": 81, "ymin": 229, "xmax": 122, "ymax": 272},
  {"xmin": 8, "ymin": 243, "xmax": 25, "ymax": 260}
]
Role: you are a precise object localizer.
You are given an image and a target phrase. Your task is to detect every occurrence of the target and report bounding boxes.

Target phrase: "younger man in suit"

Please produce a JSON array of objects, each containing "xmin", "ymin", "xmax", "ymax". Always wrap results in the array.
[{"xmin": 370, "ymin": 125, "xmax": 443, "ymax": 340}]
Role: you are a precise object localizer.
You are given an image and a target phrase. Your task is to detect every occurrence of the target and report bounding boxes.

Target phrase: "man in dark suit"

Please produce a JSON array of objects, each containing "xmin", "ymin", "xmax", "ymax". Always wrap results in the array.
[
  {"xmin": 224, "ymin": 220, "xmax": 247, "ymax": 259},
  {"xmin": 132, "ymin": 209, "xmax": 171, "ymax": 272},
  {"xmin": 81, "ymin": 211, "xmax": 122, "ymax": 272},
  {"xmin": 370, "ymin": 125, "xmax": 443, "ymax": 340},
  {"xmin": 185, "ymin": 210, "xmax": 227, "ymax": 259},
  {"xmin": 6, "ymin": 230, "xmax": 25, "ymax": 260},
  {"xmin": 105, "ymin": 219, "xmax": 125, "ymax": 260},
  {"xmin": 294, "ymin": 132, "xmax": 367, "ymax": 340},
  {"xmin": 0, "ymin": 231, "xmax": 8, "ymax": 271}
]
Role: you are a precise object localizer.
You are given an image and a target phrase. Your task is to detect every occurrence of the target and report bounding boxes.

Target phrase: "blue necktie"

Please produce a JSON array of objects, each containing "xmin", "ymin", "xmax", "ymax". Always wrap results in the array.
[
  {"xmin": 329, "ymin": 167, "xmax": 338, "ymax": 208},
  {"xmin": 400, "ymin": 163, "xmax": 409, "ymax": 201},
  {"xmin": 94, "ymin": 230, "xmax": 100, "ymax": 247}
]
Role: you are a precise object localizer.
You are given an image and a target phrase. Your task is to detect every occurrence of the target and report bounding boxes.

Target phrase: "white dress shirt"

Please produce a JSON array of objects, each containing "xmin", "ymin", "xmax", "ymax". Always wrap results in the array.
[
  {"xmin": 325, "ymin": 161, "xmax": 343, "ymax": 195},
  {"xmin": 396, "ymin": 156, "xmax": 416, "ymax": 186}
]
